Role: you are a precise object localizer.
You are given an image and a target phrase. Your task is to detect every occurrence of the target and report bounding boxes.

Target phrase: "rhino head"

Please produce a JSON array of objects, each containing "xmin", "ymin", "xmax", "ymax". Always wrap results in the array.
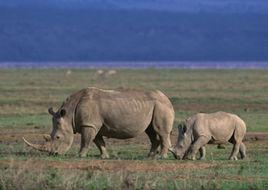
[
  {"xmin": 169, "ymin": 122, "xmax": 193, "ymax": 160},
  {"xmin": 23, "ymin": 107, "xmax": 74, "ymax": 155}
]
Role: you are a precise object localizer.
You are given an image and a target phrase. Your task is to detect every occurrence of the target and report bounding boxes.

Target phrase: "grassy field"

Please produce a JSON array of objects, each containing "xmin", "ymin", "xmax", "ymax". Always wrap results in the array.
[{"xmin": 0, "ymin": 69, "xmax": 268, "ymax": 189}]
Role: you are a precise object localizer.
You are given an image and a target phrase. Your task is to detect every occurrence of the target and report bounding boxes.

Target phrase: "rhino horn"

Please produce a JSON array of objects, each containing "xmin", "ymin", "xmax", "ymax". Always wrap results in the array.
[
  {"xmin": 168, "ymin": 146, "xmax": 178, "ymax": 159},
  {"xmin": 48, "ymin": 107, "xmax": 56, "ymax": 116},
  {"xmin": 22, "ymin": 137, "xmax": 50, "ymax": 152}
]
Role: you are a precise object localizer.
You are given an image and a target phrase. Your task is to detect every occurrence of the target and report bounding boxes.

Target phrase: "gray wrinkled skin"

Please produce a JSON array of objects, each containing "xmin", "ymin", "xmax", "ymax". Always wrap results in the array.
[
  {"xmin": 169, "ymin": 112, "xmax": 247, "ymax": 160},
  {"xmin": 24, "ymin": 87, "xmax": 175, "ymax": 159}
]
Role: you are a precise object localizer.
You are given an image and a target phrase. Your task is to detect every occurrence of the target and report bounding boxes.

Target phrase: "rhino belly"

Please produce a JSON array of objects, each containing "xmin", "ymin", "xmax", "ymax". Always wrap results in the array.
[
  {"xmin": 99, "ymin": 100, "xmax": 155, "ymax": 139},
  {"xmin": 209, "ymin": 123, "xmax": 236, "ymax": 143},
  {"xmin": 101, "ymin": 115, "xmax": 153, "ymax": 139}
]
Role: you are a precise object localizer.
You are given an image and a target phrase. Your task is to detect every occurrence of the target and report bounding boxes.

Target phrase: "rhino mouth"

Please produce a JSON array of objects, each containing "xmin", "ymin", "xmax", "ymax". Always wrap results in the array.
[
  {"xmin": 168, "ymin": 147, "xmax": 186, "ymax": 160},
  {"xmin": 49, "ymin": 152, "xmax": 59, "ymax": 156}
]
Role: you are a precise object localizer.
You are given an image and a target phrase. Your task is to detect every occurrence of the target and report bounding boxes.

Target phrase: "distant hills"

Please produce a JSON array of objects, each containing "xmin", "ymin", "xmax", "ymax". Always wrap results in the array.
[
  {"xmin": 1, "ymin": 0, "xmax": 268, "ymax": 13},
  {"xmin": 0, "ymin": 0, "xmax": 268, "ymax": 62}
]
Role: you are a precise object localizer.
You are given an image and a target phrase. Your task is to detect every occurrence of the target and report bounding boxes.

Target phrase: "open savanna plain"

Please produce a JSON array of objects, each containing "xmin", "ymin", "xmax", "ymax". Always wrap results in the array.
[{"xmin": 0, "ymin": 69, "xmax": 267, "ymax": 190}]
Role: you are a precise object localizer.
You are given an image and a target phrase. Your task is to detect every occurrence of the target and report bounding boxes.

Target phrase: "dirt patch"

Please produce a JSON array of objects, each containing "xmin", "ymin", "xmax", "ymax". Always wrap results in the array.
[
  {"xmin": 244, "ymin": 132, "xmax": 268, "ymax": 141},
  {"xmin": 0, "ymin": 159, "xmax": 216, "ymax": 172},
  {"xmin": 0, "ymin": 129, "xmax": 49, "ymax": 144},
  {"xmin": 175, "ymin": 174, "xmax": 268, "ymax": 182},
  {"xmin": 1, "ymin": 128, "xmax": 268, "ymax": 145}
]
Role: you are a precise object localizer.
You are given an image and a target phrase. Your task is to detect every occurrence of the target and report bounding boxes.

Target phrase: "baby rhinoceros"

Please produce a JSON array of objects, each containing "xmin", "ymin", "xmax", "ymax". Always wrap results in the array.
[{"xmin": 169, "ymin": 111, "xmax": 246, "ymax": 160}]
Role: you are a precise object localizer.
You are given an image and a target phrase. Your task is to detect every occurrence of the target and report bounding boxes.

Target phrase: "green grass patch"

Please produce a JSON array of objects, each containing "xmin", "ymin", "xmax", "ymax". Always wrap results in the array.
[
  {"xmin": 0, "ymin": 69, "xmax": 268, "ymax": 189},
  {"xmin": 0, "ymin": 114, "xmax": 50, "ymax": 129}
]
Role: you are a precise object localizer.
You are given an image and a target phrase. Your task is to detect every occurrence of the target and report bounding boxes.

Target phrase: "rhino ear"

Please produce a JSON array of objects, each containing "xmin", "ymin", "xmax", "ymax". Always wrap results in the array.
[
  {"xmin": 178, "ymin": 123, "xmax": 183, "ymax": 133},
  {"xmin": 178, "ymin": 122, "xmax": 187, "ymax": 134},
  {"xmin": 48, "ymin": 107, "xmax": 55, "ymax": 115},
  {"xmin": 182, "ymin": 124, "xmax": 187, "ymax": 134},
  {"xmin": 179, "ymin": 122, "xmax": 187, "ymax": 134},
  {"xmin": 60, "ymin": 109, "xmax": 66, "ymax": 117}
]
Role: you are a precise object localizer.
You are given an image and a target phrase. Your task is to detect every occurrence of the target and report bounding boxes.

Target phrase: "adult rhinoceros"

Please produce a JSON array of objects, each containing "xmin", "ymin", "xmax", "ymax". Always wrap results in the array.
[
  {"xmin": 23, "ymin": 87, "xmax": 175, "ymax": 159},
  {"xmin": 169, "ymin": 111, "xmax": 246, "ymax": 160}
]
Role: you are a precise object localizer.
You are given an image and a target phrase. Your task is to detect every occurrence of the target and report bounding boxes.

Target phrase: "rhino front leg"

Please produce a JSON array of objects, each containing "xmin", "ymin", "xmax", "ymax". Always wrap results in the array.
[
  {"xmin": 79, "ymin": 126, "xmax": 97, "ymax": 158},
  {"xmin": 187, "ymin": 136, "xmax": 209, "ymax": 160},
  {"xmin": 198, "ymin": 146, "xmax": 206, "ymax": 160},
  {"xmin": 159, "ymin": 133, "xmax": 172, "ymax": 159},
  {"xmin": 93, "ymin": 135, "xmax": 109, "ymax": 159}
]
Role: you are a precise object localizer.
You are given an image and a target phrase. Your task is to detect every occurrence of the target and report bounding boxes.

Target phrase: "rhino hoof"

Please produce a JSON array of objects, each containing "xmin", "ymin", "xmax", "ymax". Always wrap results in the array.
[
  {"xmin": 101, "ymin": 154, "xmax": 110, "ymax": 159},
  {"xmin": 148, "ymin": 152, "xmax": 158, "ymax": 158},
  {"xmin": 187, "ymin": 155, "xmax": 196, "ymax": 160},
  {"xmin": 79, "ymin": 153, "xmax": 87, "ymax": 158},
  {"xmin": 241, "ymin": 156, "xmax": 247, "ymax": 160},
  {"xmin": 229, "ymin": 156, "xmax": 238, "ymax": 161},
  {"xmin": 158, "ymin": 154, "xmax": 168, "ymax": 159}
]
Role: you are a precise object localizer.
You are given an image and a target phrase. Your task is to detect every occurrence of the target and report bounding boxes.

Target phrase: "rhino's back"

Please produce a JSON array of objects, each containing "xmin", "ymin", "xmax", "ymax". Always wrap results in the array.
[
  {"xmin": 194, "ymin": 112, "xmax": 239, "ymax": 143},
  {"xmin": 79, "ymin": 88, "xmax": 171, "ymax": 138}
]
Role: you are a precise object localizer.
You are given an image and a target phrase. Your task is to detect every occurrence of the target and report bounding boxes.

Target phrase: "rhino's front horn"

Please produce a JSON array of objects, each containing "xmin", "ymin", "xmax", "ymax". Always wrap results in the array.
[
  {"xmin": 48, "ymin": 107, "xmax": 55, "ymax": 116},
  {"xmin": 22, "ymin": 137, "xmax": 50, "ymax": 152}
]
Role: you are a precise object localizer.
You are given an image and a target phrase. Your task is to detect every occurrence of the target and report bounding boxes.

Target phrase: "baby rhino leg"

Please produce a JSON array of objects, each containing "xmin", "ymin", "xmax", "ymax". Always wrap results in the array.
[
  {"xmin": 187, "ymin": 136, "xmax": 209, "ymax": 160},
  {"xmin": 198, "ymin": 146, "xmax": 206, "ymax": 160},
  {"xmin": 239, "ymin": 142, "xmax": 246, "ymax": 159}
]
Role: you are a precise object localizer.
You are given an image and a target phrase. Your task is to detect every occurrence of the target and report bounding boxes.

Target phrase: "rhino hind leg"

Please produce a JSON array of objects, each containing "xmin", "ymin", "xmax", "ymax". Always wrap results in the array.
[
  {"xmin": 229, "ymin": 142, "xmax": 241, "ymax": 160},
  {"xmin": 239, "ymin": 142, "xmax": 246, "ymax": 159},
  {"xmin": 93, "ymin": 135, "xmax": 109, "ymax": 159},
  {"xmin": 145, "ymin": 125, "xmax": 160, "ymax": 158},
  {"xmin": 151, "ymin": 103, "xmax": 174, "ymax": 159},
  {"xmin": 229, "ymin": 127, "xmax": 246, "ymax": 160}
]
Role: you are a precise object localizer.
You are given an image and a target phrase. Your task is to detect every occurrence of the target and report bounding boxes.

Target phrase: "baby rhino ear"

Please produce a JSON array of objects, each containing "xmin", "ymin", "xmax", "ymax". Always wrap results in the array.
[
  {"xmin": 60, "ymin": 109, "xmax": 66, "ymax": 117},
  {"xmin": 182, "ymin": 123, "xmax": 187, "ymax": 134},
  {"xmin": 178, "ymin": 121, "xmax": 187, "ymax": 134}
]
